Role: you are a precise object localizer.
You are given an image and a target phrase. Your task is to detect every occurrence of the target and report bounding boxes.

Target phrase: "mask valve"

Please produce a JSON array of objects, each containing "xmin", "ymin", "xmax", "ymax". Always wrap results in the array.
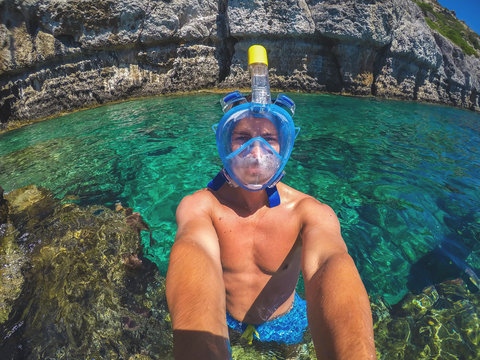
[{"xmin": 221, "ymin": 91, "xmax": 247, "ymax": 113}]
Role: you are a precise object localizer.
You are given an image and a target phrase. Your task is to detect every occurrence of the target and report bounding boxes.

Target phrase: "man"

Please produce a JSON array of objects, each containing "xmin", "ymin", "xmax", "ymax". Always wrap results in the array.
[{"xmin": 166, "ymin": 46, "xmax": 375, "ymax": 359}]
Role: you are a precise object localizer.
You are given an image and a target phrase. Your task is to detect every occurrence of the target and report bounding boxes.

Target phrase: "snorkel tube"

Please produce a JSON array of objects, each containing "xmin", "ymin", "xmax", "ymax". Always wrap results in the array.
[
  {"xmin": 208, "ymin": 45, "xmax": 298, "ymax": 207},
  {"xmin": 249, "ymin": 45, "xmax": 271, "ymax": 106}
]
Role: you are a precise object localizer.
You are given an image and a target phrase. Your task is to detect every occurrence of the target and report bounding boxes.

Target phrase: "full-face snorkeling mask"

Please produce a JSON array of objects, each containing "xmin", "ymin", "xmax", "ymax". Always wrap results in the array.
[{"xmin": 208, "ymin": 45, "xmax": 299, "ymax": 207}]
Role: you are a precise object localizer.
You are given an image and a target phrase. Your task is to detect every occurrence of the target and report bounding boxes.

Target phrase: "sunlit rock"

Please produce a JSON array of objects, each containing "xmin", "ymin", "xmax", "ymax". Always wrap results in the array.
[
  {"xmin": 1, "ymin": 0, "xmax": 479, "ymax": 129},
  {"xmin": 374, "ymin": 280, "xmax": 480, "ymax": 360}
]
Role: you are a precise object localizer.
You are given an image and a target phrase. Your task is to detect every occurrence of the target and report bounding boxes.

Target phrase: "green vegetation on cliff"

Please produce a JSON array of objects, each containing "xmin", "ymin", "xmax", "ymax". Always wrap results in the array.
[{"xmin": 415, "ymin": 1, "xmax": 480, "ymax": 57}]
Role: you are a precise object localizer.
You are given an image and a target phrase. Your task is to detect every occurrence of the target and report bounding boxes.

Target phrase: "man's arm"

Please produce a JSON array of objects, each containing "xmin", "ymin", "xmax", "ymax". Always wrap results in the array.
[
  {"xmin": 300, "ymin": 198, "xmax": 376, "ymax": 360},
  {"xmin": 166, "ymin": 192, "xmax": 230, "ymax": 359}
]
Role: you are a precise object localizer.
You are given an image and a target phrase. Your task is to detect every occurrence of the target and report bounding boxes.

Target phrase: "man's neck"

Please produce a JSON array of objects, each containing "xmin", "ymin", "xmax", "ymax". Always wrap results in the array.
[{"xmin": 222, "ymin": 185, "xmax": 270, "ymax": 214}]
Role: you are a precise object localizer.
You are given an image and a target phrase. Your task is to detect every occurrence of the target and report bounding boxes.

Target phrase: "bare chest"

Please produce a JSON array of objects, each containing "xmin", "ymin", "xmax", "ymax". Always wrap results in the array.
[{"xmin": 212, "ymin": 207, "xmax": 301, "ymax": 274}]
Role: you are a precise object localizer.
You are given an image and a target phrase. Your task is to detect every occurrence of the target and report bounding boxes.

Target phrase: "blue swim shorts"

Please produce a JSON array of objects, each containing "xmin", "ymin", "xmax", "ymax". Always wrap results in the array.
[{"xmin": 226, "ymin": 292, "xmax": 308, "ymax": 345}]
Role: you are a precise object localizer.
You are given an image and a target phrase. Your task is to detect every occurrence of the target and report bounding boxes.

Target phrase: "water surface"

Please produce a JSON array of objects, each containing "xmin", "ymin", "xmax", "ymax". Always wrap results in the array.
[{"xmin": 1, "ymin": 93, "xmax": 479, "ymax": 306}]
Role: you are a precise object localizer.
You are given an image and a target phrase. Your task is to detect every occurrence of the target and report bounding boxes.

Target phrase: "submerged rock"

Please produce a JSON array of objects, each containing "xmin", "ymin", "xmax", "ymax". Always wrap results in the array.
[
  {"xmin": 0, "ymin": 223, "xmax": 24, "ymax": 325},
  {"xmin": 373, "ymin": 280, "xmax": 480, "ymax": 360},
  {"xmin": 5, "ymin": 185, "xmax": 57, "ymax": 245},
  {"xmin": 0, "ymin": 185, "xmax": 8, "ymax": 224},
  {"xmin": 0, "ymin": 185, "xmax": 172, "ymax": 359}
]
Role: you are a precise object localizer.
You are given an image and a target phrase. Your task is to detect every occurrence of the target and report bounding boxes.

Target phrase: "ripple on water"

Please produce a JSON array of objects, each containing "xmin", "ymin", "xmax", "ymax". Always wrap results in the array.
[{"xmin": 0, "ymin": 94, "xmax": 480, "ymax": 358}]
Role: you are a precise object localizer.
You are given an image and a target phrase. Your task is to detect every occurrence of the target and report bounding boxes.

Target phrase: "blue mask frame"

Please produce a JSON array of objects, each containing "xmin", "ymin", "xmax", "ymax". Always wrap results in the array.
[{"xmin": 213, "ymin": 98, "xmax": 299, "ymax": 191}]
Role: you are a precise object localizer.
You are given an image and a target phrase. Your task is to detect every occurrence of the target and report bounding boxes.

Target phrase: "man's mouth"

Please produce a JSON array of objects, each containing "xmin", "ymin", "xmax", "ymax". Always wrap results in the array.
[{"xmin": 246, "ymin": 161, "xmax": 261, "ymax": 171}]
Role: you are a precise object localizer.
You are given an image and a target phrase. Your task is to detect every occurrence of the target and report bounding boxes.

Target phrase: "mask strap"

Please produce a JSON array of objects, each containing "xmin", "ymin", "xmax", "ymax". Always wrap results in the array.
[
  {"xmin": 207, "ymin": 170, "xmax": 227, "ymax": 191},
  {"xmin": 265, "ymin": 186, "xmax": 280, "ymax": 208}
]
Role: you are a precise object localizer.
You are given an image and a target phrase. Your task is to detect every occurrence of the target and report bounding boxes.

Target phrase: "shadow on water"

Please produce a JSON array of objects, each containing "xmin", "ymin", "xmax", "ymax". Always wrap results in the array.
[
  {"xmin": 146, "ymin": 146, "xmax": 175, "ymax": 157},
  {"xmin": 407, "ymin": 216, "xmax": 480, "ymax": 294}
]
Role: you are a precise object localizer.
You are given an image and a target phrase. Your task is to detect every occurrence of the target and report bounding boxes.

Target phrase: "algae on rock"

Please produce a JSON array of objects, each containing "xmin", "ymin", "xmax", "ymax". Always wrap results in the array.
[
  {"xmin": 0, "ymin": 223, "xmax": 24, "ymax": 324},
  {"xmin": 373, "ymin": 280, "xmax": 480, "ymax": 360},
  {"xmin": 0, "ymin": 185, "xmax": 172, "ymax": 359}
]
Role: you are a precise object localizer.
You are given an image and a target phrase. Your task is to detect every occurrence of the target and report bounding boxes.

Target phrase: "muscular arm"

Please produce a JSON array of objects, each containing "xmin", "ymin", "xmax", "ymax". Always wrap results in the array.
[
  {"xmin": 300, "ymin": 199, "xmax": 376, "ymax": 360},
  {"xmin": 166, "ymin": 192, "xmax": 230, "ymax": 359}
]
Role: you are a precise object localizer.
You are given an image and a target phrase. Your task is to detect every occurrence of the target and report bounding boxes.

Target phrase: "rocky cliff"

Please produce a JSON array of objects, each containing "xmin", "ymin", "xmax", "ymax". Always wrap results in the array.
[{"xmin": 0, "ymin": 0, "xmax": 479, "ymax": 128}]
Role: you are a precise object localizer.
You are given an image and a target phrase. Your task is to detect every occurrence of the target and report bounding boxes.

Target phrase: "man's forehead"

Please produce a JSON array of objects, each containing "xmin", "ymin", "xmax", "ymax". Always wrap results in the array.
[{"xmin": 233, "ymin": 116, "xmax": 277, "ymax": 132}]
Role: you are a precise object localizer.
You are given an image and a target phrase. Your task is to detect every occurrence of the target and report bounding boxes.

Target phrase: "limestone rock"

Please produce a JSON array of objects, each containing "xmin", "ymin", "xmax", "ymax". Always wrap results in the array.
[
  {"xmin": 308, "ymin": 0, "xmax": 394, "ymax": 46},
  {"xmin": 227, "ymin": 0, "xmax": 315, "ymax": 36},
  {"xmin": 0, "ymin": 0, "xmax": 479, "ymax": 129}
]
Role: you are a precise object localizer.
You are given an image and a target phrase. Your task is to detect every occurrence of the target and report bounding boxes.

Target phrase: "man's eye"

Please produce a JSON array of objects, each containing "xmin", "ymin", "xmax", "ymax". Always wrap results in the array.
[
  {"xmin": 264, "ymin": 137, "xmax": 278, "ymax": 143},
  {"xmin": 233, "ymin": 136, "xmax": 249, "ymax": 142}
]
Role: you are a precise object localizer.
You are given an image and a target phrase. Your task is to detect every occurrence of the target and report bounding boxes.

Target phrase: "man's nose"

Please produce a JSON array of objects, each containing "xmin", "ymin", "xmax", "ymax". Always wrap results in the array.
[{"xmin": 250, "ymin": 142, "xmax": 263, "ymax": 158}]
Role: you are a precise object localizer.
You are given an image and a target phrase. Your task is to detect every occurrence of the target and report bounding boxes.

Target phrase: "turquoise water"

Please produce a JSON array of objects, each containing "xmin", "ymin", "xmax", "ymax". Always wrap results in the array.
[{"xmin": 0, "ymin": 93, "xmax": 479, "ymax": 305}]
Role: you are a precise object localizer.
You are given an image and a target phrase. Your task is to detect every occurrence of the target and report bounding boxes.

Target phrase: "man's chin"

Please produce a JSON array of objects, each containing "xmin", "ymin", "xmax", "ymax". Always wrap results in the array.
[
  {"xmin": 232, "ymin": 169, "xmax": 276, "ymax": 188},
  {"xmin": 242, "ymin": 174, "xmax": 272, "ymax": 187}
]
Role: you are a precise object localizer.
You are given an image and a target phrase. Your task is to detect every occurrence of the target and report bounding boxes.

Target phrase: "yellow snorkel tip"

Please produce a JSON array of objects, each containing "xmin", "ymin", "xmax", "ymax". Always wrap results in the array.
[{"xmin": 248, "ymin": 45, "xmax": 268, "ymax": 66}]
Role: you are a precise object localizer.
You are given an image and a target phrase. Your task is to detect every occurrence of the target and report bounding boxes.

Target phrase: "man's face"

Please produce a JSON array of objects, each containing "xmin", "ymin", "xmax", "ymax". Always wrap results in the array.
[
  {"xmin": 229, "ymin": 116, "xmax": 280, "ymax": 185},
  {"xmin": 231, "ymin": 117, "xmax": 280, "ymax": 153}
]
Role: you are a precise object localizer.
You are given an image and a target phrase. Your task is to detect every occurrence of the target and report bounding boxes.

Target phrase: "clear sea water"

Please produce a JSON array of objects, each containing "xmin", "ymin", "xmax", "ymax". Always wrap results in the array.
[{"xmin": 0, "ymin": 93, "xmax": 479, "ymax": 307}]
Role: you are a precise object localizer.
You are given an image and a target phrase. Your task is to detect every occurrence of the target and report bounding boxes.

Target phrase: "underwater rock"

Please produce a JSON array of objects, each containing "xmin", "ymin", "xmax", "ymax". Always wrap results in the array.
[
  {"xmin": 0, "ymin": 223, "xmax": 25, "ymax": 325},
  {"xmin": 0, "ymin": 185, "xmax": 172, "ymax": 360},
  {"xmin": 374, "ymin": 279, "xmax": 480, "ymax": 360},
  {"xmin": 4, "ymin": 184, "xmax": 57, "ymax": 235},
  {"xmin": 0, "ymin": 185, "xmax": 8, "ymax": 224},
  {"xmin": 228, "ymin": 328, "xmax": 316, "ymax": 360}
]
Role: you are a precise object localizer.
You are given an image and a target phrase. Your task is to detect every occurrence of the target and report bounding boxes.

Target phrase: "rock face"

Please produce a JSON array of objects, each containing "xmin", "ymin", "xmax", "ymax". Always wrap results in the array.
[{"xmin": 0, "ymin": 0, "xmax": 479, "ymax": 128}]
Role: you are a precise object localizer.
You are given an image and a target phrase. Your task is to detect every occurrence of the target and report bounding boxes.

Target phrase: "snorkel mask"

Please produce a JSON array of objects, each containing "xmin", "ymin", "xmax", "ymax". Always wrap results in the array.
[{"xmin": 208, "ymin": 45, "xmax": 299, "ymax": 206}]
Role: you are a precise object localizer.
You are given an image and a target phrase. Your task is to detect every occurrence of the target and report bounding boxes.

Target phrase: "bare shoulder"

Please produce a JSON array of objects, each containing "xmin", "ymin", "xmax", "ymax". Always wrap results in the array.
[
  {"xmin": 298, "ymin": 195, "xmax": 340, "ymax": 229},
  {"xmin": 174, "ymin": 188, "xmax": 221, "ymax": 248},
  {"xmin": 278, "ymin": 183, "xmax": 339, "ymax": 227},
  {"xmin": 176, "ymin": 188, "xmax": 218, "ymax": 223},
  {"xmin": 279, "ymin": 183, "xmax": 346, "ymax": 256}
]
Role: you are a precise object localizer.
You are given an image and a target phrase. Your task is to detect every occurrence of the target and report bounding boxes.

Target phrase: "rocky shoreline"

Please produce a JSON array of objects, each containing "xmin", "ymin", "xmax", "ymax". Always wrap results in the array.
[{"xmin": 0, "ymin": 0, "xmax": 479, "ymax": 130}]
